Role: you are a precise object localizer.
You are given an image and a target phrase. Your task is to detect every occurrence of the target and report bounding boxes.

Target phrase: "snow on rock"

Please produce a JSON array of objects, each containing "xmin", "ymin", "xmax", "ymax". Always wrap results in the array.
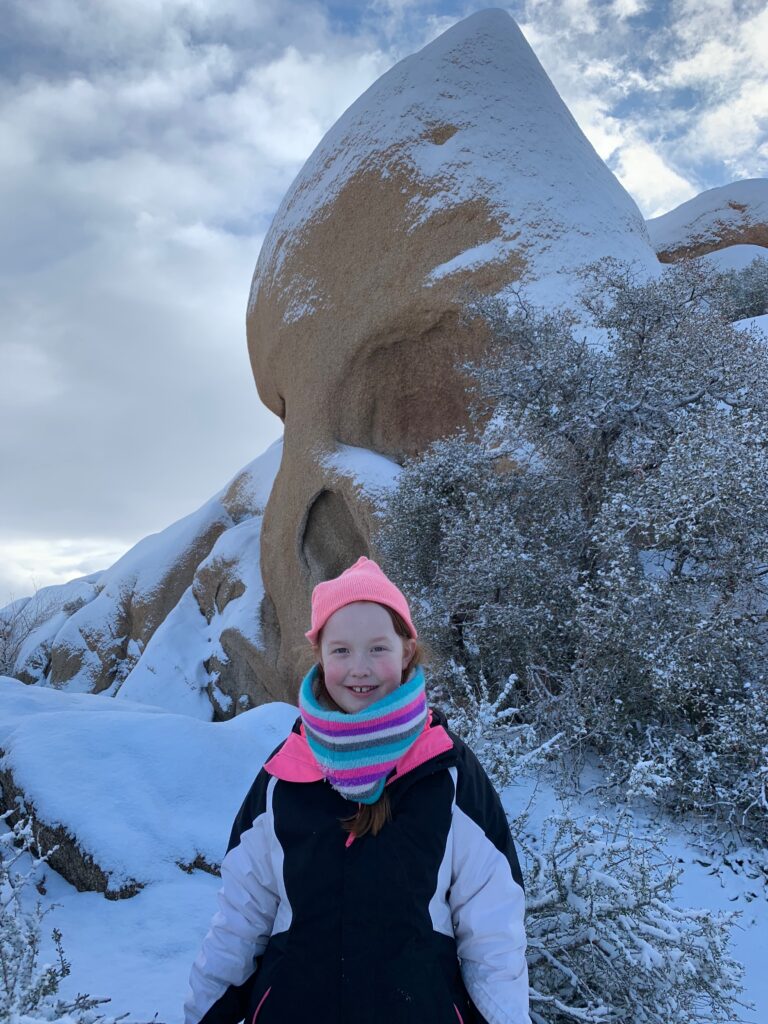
[
  {"xmin": 322, "ymin": 444, "xmax": 403, "ymax": 499},
  {"xmin": 114, "ymin": 586, "xmax": 216, "ymax": 720},
  {"xmin": 3, "ymin": 440, "xmax": 284, "ymax": 717},
  {"xmin": 3, "ymin": 575, "xmax": 101, "ymax": 685},
  {"xmin": 43, "ymin": 493, "xmax": 233, "ymax": 696},
  {"xmin": 118, "ymin": 512, "xmax": 273, "ymax": 719},
  {"xmin": 249, "ymin": 8, "xmax": 655, "ymax": 337},
  {"xmin": 647, "ymin": 179, "xmax": 768, "ymax": 262},
  {"xmin": 0, "ymin": 674, "xmax": 297, "ymax": 895}
]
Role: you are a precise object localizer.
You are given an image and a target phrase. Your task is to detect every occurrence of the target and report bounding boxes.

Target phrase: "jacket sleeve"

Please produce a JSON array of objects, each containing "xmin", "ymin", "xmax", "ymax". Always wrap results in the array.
[
  {"xmin": 448, "ymin": 740, "xmax": 531, "ymax": 1024},
  {"xmin": 183, "ymin": 768, "xmax": 280, "ymax": 1024}
]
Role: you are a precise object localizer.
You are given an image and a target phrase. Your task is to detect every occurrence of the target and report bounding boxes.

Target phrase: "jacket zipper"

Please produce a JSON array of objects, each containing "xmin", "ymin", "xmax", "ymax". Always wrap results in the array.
[
  {"xmin": 251, "ymin": 986, "xmax": 272, "ymax": 1023},
  {"xmin": 453, "ymin": 1004, "xmax": 464, "ymax": 1024}
]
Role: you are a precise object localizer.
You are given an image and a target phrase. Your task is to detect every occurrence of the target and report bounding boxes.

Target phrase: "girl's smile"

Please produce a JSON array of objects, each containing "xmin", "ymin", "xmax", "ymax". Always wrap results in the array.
[{"xmin": 319, "ymin": 601, "xmax": 416, "ymax": 714}]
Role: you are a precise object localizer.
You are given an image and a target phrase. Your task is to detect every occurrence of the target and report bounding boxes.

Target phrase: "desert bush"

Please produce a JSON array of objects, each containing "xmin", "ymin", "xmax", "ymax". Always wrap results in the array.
[
  {"xmin": 440, "ymin": 698, "xmax": 746, "ymax": 1024},
  {"xmin": 377, "ymin": 258, "xmax": 768, "ymax": 841},
  {"xmin": 522, "ymin": 804, "xmax": 745, "ymax": 1024}
]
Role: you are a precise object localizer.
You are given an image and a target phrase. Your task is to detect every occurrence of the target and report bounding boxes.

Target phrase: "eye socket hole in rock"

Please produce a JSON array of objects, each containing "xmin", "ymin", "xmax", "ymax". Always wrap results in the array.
[
  {"xmin": 301, "ymin": 490, "xmax": 369, "ymax": 586},
  {"xmin": 334, "ymin": 311, "xmax": 490, "ymax": 460}
]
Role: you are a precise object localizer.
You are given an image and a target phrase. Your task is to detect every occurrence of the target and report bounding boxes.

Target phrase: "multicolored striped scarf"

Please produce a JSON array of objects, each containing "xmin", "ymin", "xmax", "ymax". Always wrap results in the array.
[{"xmin": 298, "ymin": 665, "xmax": 428, "ymax": 805}]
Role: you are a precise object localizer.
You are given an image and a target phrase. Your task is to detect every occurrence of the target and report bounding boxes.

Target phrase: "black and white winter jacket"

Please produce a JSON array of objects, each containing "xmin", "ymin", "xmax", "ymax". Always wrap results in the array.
[{"xmin": 184, "ymin": 709, "xmax": 530, "ymax": 1024}]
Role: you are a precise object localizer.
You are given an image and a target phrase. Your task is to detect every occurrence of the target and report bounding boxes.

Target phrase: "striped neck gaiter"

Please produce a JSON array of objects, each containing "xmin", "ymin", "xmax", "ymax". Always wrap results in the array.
[{"xmin": 298, "ymin": 665, "xmax": 428, "ymax": 805}]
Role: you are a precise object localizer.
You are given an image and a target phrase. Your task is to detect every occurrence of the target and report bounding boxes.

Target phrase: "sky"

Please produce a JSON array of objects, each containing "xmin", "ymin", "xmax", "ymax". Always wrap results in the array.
[{"xmin": 1, "ymin": 0, "xmax": 767, "ymax": 604}]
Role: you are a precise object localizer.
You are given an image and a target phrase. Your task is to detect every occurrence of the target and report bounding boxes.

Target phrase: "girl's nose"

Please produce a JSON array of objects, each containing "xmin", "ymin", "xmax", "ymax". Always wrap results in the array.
[{"xmin": 350, "ymin": 655, "xmax": 371, "ymax": 676}]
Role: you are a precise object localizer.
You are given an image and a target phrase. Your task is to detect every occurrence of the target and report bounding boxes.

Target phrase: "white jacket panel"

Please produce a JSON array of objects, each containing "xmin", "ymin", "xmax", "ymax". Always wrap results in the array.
[
  {"xmin": 183, "ymin": 778, "xmax": 283, "ymax": 1024},
  {"xmin": 450, "ymin": 800, "xmax": 530, "ymax": 1024}
]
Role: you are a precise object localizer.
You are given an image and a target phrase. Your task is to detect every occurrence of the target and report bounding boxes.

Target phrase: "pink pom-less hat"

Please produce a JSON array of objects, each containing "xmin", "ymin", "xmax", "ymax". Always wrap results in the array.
[{"xmin": 305, "ymin": 556, "xmax": 417, "ymax": 645}]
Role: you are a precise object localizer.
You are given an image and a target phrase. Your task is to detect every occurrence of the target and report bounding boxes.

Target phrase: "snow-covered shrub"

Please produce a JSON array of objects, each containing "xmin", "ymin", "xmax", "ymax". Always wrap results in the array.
[
  {"xmin": 522, "ymin": 806, "xmax": 745, "ymax": 1024},
  {"xmin": 377, "ymin": 424, "xmax": 581, "ymax": 705},
  {"xmin": 0, "ymin": 811, "xmax": 117, "ymax": 1024},
  {"xmin": 376, "ymin": 258, "xmax": 768, "ymax": 840},
  {"xmin": 711, "ymin": 256, "xmax": 768, "ymax": 322},
  {"xmin": 440, "ymin": 702, "xmax": 746, "ymax": 1024},
  {"xmin": 443, "ymin": 664, "xmax": 562, "ymax": 789},
  {"xmin": 0, "ymin": 597, "xmax": 57, "ymax": 680}
]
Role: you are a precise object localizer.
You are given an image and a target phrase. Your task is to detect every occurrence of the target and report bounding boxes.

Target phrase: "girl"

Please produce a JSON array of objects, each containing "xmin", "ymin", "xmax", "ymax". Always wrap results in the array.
[{"xmin": 184, "ymin": 557, "xmax": 530, "ymax": 1024}]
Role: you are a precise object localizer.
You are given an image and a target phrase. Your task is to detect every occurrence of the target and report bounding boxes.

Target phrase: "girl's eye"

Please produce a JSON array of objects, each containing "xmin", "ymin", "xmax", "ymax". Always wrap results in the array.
[
  {"xmin": 372, "ymin": 646, "xmax": 387, "ymax": 653},
  {"xmin": 331, "ymin": 647, "xmax": 348, "ymax": 655}
]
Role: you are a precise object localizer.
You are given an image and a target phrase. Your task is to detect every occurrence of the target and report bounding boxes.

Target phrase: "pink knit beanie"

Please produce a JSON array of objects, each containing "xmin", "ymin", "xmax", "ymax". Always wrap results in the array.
[{"xmin": 305, "ymin": 556, "xmax": 417, "ymax": 645}]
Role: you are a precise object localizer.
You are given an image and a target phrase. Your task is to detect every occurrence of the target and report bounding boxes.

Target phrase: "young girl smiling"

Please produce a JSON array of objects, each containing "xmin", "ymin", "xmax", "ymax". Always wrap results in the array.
[{"xmin": 185, "ymin": 557, "xmax": 530, "ymax": 1024}]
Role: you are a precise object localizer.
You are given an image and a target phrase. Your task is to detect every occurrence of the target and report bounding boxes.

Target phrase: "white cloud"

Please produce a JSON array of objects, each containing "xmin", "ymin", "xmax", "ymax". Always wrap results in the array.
[
  {"xmin": 687, "ymin": 81, "xmax": 768, "ymax": 166},
  {"xmin": 611, "ymin": 0, "xmax": 648, "ymax": 17},
  {"xmin": 0, "ymin": 0, "xmax": 397, "ymax": 599},
  {"xmin": 610, "ymin": 140, "xmax": 698, "ymax": 218},
  {"xmin": 516, "ymin": 0, "xmax": 766, "ymax": 215},
  {"xmin": 0, "ymin": 536, "xmax": 130, "ymax": 605},
  {"xmin": 659, "ymin": 4, "xmax": 768, "ymax": 179}
]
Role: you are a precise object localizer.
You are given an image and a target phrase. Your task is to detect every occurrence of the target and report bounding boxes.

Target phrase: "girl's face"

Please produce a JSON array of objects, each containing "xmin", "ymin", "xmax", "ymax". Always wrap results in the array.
[{"xmin": 318, "ymin": 601, "xmax": 416, "ymax": 714}]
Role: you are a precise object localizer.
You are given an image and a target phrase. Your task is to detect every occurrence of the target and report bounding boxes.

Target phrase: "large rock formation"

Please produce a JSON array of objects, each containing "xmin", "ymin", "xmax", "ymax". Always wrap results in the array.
[
  {"xmin": 246, "ymin": 8, "xmax": 657, "ymax": 700},
  {"xmin": 646, "ymin": 179, "xmax": 768, "ymax": 262}
]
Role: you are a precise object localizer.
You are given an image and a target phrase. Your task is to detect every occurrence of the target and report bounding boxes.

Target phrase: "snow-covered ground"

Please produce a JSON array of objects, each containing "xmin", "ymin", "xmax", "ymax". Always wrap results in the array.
[{"xmin": 1, "ymin": 674, "xmax": 765, "ymax": 1022}]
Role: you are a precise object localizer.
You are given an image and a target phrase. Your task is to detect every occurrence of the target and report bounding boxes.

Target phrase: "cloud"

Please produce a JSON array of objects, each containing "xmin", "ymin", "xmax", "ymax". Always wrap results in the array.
[
  {"xmin": 611, "ymin": 0, "xmax": 649, "ymax": 17},
  {"xmin": 511, "ymin": 0, "xmax": 766, "ymax": 215},
  {"xmin": 0, "ymin": 537, "xmax": 130, "ymax": 605},
  {"xmin": 659, "ymin": 3, "xmax": 768, "ymax": 179},
  {"xmin": 609, "ymin": 140, "xmax": 698, "ymax": 218},
  {"xmin": 0, "ymin": 0, "xmax": 397, "ymax": 601}
]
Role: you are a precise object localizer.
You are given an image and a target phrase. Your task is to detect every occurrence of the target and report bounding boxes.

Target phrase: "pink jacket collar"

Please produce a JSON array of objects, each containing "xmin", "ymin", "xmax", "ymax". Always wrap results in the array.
[{"xmin": 264, "ymin": 711, "xmax": 454, "ymax": 786}]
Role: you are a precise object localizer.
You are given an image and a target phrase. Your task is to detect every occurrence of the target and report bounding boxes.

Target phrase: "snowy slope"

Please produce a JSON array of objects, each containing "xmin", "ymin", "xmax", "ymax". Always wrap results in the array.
[
  {"xmin": 249, "ymin": 8, "xmax": 658, "ymax": 316},
  {"xmin": 3, "ymin": 440, "xmax": 283, "ymax": 716},
  {"xmin": 0, "ymin": 675, "xmax": 297, "ymax": 892},
  {"xmin": 647, "ymin": 179, "xmax": 768, "ymax": 258}
]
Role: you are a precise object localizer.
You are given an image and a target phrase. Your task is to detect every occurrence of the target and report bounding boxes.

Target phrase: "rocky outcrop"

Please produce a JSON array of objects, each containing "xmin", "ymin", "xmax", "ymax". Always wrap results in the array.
[
  {"xmin": 246, "ymin": 8, "xmax": 656, "ymax": 701},
  {"xmin": 9, "ymin": 443, "xmax": 283, "ymax": 717},
  {"xmin": 647, "ymin": 179, "xmax": 768, "ymax": 262},
  {"xmin": 45, "ymin": 505, "xmax": 231, "ymax": 695},
  {"xmin": 0, "ymin": 763, "xmax": 142, "ymax": 899}
]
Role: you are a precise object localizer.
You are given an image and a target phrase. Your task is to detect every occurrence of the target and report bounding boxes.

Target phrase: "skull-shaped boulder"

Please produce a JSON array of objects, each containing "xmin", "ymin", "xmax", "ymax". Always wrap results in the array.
[{"xmin": 246, "ymin": 9, "xmax": 656, "ymax": 701}]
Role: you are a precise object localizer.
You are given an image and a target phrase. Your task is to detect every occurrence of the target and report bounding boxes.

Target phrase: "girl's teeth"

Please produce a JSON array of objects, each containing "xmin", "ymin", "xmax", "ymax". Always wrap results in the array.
[{"xmin": 351, "ymin": 686, "xmax": 375, "ymax": 693}]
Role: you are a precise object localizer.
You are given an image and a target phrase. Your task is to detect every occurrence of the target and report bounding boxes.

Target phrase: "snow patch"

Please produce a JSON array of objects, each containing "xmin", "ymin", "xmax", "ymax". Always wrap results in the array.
[{"xmin": 321, "ymin": 444, "xmax": 402, "ymax": 497}]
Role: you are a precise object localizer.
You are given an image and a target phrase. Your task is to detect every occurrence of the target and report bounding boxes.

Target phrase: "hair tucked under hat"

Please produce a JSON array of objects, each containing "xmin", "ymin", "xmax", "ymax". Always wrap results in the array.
[{"xmin": 305, "ymin": 556, "xmax": 417, "ymax": 645}]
